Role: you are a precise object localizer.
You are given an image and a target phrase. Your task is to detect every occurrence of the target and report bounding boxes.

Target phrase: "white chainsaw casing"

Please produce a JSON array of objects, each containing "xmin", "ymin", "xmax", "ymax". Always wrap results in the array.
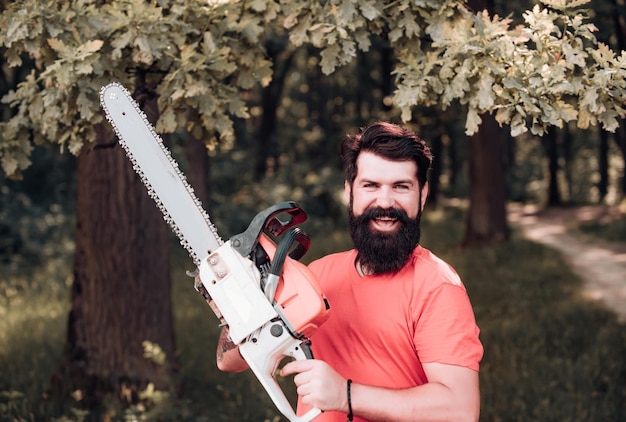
[{"xmin": 199, "ymin": 241, "xmax": 278, "ymax": 345}]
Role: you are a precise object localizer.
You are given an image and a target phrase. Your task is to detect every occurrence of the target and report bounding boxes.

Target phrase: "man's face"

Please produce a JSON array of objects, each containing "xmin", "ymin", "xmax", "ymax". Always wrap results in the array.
[
  {"xmin": 346, "ymin": 151, "xmax": 427, "ymax": 274},
  {"xmin": 347, "ymin": 151, "xmax": 424, "ymax": 226}
]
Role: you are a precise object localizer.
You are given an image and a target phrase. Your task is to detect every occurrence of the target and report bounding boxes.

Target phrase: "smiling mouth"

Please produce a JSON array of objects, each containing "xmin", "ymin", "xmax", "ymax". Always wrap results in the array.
[{"xmin": 371, "ymin": 216, "xmax": 399, "ymax": 230}]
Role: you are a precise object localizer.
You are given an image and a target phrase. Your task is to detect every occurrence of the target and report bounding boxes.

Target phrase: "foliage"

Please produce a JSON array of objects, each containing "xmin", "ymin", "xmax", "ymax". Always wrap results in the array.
[
  {"xmin": 278, "ymin": 0, "xmax": 626, "ymax": 136},
  {"xmin": 2, "ymin": 0, "xmax": 625, "ymax": 178},
  {"xmin": 397, "ymin": 0, "xmax": 626, "ymax": 136},
  {"xmin": 0, "ymin": 0, "xmax": 275, "ymax": 177}
]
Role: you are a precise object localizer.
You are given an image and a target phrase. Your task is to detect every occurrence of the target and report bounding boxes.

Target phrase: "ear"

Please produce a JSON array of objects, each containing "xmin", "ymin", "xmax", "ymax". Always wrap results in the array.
[
  {"xmin": 344, "ymin": 180, "xmax": 352, "ymax": 205},
  {"xmin": 420, "ymin": 182, "xmax": 429, "ymax": 211}
]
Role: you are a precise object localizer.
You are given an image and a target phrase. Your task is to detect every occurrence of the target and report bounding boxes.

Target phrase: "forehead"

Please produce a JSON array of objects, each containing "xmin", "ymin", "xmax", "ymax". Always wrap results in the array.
[{"xmin": 355, "ymin": 151, "xmax": 418, "ymax": 182}]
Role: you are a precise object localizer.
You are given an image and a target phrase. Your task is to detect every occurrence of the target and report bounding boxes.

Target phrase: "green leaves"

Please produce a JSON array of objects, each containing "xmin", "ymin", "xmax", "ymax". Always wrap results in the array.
[
  {"xmin": 1, "ymin": 0, "xmax": 625, "ymax": 178},
  {"xmin": 44, "ymin": 38, "xmax": 104, "ymax": 82},
  {"xmin": 392, "ymin": 0, "xmax": 626, "ymax": 136},
  {"xmin": 0, "ymin": 0, "xmax": 282, "ymax": 177}
]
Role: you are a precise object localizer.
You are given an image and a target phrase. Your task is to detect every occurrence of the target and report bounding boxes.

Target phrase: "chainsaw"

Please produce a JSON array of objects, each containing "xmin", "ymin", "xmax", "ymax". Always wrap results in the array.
[{"xmin": 100, "ymin": 82, "xmax": 330, "ymax": 422}]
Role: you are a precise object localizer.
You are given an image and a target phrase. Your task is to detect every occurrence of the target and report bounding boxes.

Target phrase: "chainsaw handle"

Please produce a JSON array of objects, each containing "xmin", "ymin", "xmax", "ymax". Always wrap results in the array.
[
  {"xmin": 239, "ymin": 327, "xmax": 322, "ymax": 422},
  {"xmin": 230, "ymin": 202, "xmax": 308, "ymax": 258},
  {"xmin": 264, "ymin": 203, "xmax": 308, "ymax": 238}
]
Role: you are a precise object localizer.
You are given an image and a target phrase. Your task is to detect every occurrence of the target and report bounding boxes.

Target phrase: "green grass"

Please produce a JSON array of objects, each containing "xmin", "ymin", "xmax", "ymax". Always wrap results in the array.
[{"xmin": 1, "ymin": 206, "xmax": 625, "ymax": 421}]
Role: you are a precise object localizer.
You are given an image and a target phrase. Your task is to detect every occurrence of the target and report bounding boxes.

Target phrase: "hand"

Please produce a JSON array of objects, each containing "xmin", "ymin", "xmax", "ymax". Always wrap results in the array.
[{"xmin": 280, "ymin": 359, "xmax": 348, "ymax": 412}]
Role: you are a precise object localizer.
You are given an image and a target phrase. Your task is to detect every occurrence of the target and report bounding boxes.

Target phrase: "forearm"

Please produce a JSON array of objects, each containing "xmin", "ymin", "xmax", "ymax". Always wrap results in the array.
[
  {"xmin": 198, "ymin": 285, "xmax": 248, "ymax": 373},
  {"xmin": 284, "ymin": 360, "xmax": 480, "ymax": 422},
  {"xmin": 215, "ymin": 326, "xmax": 249, "ymax": 373},
  {"xmin": 349, "ymin": 380, "xmax": 480, "ymax": 422}
]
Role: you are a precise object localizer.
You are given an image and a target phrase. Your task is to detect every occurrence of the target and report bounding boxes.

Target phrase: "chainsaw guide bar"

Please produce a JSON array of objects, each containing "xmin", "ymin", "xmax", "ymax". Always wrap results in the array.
[{"xmin": 100, "ymin": 82, "xmax": 223, "ymax": 265}]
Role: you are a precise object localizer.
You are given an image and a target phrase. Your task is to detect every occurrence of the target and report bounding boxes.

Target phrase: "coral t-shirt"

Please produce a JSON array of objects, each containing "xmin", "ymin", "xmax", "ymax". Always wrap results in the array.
[{"xmin": 300, "ymin": 246, "xmax": 483, "ymax": 421}]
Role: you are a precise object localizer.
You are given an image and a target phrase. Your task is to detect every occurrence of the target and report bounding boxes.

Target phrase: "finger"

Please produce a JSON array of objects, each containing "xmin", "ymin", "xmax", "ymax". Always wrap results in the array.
[
  {"xmin": 280, "ymin": 359, "xmax": 315, "ymax": 377},
  {"xmin": 292, "ymin": 370, "xmax": 312, "ymax": 388},
  {"xmin": 300, "ymin": 392, "xmax": 315, "ymax": 407},
  {"xmin": 296, "ymin": 383, "xmax": 311, "ymax": 397}
]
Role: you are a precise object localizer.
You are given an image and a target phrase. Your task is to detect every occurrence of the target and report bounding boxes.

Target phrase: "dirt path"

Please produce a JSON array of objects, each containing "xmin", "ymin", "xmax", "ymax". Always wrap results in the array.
[{"xmin": 508, "ymin": 203, "xmax": 626, "ymax": 323}]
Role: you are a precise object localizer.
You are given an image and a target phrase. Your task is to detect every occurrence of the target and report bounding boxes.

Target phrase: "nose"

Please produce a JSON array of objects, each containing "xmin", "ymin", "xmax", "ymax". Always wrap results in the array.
[{"xmin": 376, "ymin": 186, "xmax": 395, "ymax": 209}]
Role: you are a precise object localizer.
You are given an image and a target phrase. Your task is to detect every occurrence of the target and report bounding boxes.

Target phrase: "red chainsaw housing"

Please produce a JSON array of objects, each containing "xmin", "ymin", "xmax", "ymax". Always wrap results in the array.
[{"xmin": 258, "ymin": 234, "xmax": 330, "ymax": 338}]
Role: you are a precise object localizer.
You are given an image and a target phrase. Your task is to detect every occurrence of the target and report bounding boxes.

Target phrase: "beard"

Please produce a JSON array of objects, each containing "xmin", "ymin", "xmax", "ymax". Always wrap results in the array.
[{"xmin": 349, "ymin": 206, "xmax": 422, "ymax": 275}]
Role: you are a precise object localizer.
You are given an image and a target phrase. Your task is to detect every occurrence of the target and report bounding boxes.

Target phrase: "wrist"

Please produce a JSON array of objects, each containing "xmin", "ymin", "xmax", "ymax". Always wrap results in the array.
[{"xmin": 346, "ymin": 379, "xmax": 353, "ymax": 421}]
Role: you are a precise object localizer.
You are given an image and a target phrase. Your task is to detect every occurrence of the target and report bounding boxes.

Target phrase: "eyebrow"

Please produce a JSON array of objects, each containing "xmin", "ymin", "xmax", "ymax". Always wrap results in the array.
[{"xmin": 358, "ymin": 177, "xmax": 416, "ymax": 186}]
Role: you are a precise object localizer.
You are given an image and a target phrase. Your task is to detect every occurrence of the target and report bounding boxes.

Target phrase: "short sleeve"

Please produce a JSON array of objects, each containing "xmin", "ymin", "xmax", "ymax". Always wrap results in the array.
[{"xmin": 413, "ymin": 284, "xmax": 483, "ymax": 371}]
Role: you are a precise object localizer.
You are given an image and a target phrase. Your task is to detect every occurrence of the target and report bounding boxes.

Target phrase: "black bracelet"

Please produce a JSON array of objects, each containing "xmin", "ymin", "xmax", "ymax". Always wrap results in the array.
[{"xmin": 346, "ymin": 379, "xmax": 353, "ymax": 421}]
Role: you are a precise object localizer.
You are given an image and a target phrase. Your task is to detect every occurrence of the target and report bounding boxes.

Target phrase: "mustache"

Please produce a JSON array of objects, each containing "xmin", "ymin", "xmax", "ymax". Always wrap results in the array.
[{"xmin": 359, "ymin": 206, "xmax": 410, "ymax": 222}]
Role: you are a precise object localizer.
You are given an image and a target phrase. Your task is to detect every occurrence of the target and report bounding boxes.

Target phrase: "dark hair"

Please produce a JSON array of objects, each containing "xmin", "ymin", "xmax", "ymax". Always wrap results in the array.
[{"xmin": 340, "ymin": 122, "xmax": 432, "ymax": 188}]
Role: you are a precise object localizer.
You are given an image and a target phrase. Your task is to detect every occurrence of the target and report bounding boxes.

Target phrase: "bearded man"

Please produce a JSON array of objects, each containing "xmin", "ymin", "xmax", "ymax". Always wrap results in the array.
[{"xmin": 217, "ymin": 122, "xmax": 483, "ymax": 422}]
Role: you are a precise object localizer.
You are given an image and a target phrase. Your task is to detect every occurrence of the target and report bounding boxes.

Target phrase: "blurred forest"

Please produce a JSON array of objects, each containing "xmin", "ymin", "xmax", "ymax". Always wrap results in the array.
[{"xmin": 1, "ymin": 0, "xmax": 626, "ymax": 420}]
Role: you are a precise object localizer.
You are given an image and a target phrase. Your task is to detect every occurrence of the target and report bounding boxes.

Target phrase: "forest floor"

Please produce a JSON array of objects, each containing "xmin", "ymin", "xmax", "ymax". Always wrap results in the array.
[{"xmin": 508, "ymin": 202, "xmax": 626, "ymax": 323}]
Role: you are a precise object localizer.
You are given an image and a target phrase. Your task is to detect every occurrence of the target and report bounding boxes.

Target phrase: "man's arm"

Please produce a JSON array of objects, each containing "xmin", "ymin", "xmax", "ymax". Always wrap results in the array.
[
  {"xmin": 351, "ymin": 362, "xmax": 479, "ymax": 422},
  {"xmin": 280, "ymin": 360, "xmax": 480, "ymax": 422},
  {"xmin": 199, "ymin": 283, "xmax": 249, "ymax": 373},
  {"xmin": 215, "ymin": 326, "xmax": 249, "ymax": 373}
]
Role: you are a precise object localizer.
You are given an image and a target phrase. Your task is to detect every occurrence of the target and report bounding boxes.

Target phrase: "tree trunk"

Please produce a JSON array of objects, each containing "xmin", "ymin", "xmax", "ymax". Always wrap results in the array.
[
  {"xmin": 615, "ymin": 126, "xmax": 626, "ymax": 198},
  {"xmin": 503, "ymin": 128, "xmax": 516, "ymax": 200},
  {"xmin": 255, "ymin": 37, "xmax": 295, "ymax": 178},
  {"xmin": 613, "ymin": 1, "xmax": 626, "ymax": 199},
  {"xmin": 463, "ymin": 114, "xmax": 508, "ymax": 246},
  {"xmin": 356, "ymin": 50, "xmax": 367, "ymax": 123},
  {"xmin": 448, "ymin": 126, "xmax": 459, "ymax": 189},
  {"xmin": 184, "ymin": 125, "xmax": 211, "ymax": 210},
  {"xmin": 380, "ymin": 39, "xmax": 394, "ymax": 113},
  {"xmin": 53, "ymin": 81, "xmax": 175, "ymax": 410},
  {"xmin": 308, "ymin": 46, "xmax": 334, "ymax": 141},
  {"xmin": 462, "ymin": 0, "xmax": 507, "ymax": 246},
  {"xmin": 562, "ymin": 125, "xmax": 573, "ymax": 201},
  {"xmin": 428, "ymin": 131, "xmax": 443, "ymax": 208},
  {"xmin": 598, "ymin": 127, "xmax": 609, "ymax": 202},
  {"xmin": 545, "ymin": 129, "xmax": 562, "ymax": 206}
]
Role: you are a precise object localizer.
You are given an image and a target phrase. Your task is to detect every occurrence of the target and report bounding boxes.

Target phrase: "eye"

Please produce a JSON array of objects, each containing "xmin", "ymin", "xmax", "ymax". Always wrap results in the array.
[{"xmin": 395, "ymin": 184, "xmax": 410, "ymax": 191}]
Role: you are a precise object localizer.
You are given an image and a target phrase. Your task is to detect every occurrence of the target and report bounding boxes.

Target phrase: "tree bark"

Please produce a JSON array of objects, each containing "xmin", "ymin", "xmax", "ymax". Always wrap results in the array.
[
  {"xmin": 461, "ymin": 0, "xmax": 508, "ymax": 246},
  {"xmin": 448, "ymin": 126, "xmax": 459, "ymax": 190},
  {"xmin": 463, "ymin": 114, "xmax": 508, "ymax": 246},
  {"xmin": 562, "ymin": 125, "xmax": 573, "ymax": 201},
  {"xmin": 545, "ymin": 129, "xmax": 562, "ymax": 206},
  {"xmin": 255, "ymin": 36, "xmax": 295, "ymax": 178},
  {"xmin": 615, "ymin": 126, "xmax": 626, "ymax": 198},
  {"xmin": 428, "ymin": 130, "xmax": 443, "ymax": 208},
  {"xmin": 184, "ymin": 124, "xmax": 212, "ymax": 210},
  {"xmin": 613, "ymin": 2, "xmax": 626, "ymax": 198},
  {"xmin": 53, "ymin": 81, "xmax": 175, "ymax": 410},
  {"xmin": 598, "ymin": 127, "xmax": 609, "ymax": 202}
]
